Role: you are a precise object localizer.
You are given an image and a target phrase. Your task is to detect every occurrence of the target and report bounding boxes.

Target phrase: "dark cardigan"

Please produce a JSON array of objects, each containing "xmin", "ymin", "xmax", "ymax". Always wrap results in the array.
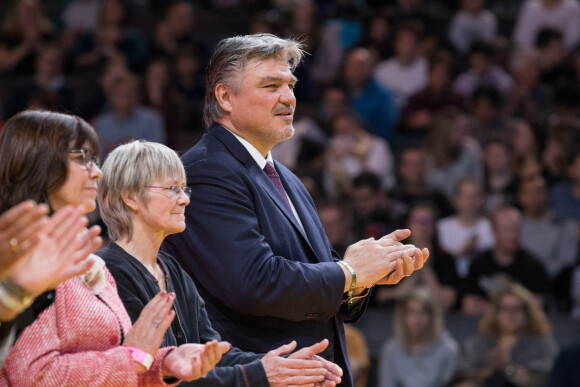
[{"xmin": 98, "ymin": 242, "xmax": 268, "ymax": 387}]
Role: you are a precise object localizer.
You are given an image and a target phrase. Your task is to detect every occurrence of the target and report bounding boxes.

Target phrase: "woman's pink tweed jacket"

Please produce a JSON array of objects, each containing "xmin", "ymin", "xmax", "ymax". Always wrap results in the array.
[{"xmin": 0, "ymin": 262, "xmax": 177, "ymax": 386}]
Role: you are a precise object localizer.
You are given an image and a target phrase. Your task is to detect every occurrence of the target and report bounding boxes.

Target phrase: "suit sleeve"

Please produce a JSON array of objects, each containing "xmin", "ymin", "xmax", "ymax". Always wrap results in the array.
[{"xmin": 164, "ymin": 161, "xmax": 345, "ymax": 323}]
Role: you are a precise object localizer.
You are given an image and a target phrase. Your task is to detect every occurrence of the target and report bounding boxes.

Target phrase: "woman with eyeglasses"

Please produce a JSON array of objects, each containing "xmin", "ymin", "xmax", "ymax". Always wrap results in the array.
[
  {"xmin": 459, "ymin": 283, "xmax": 558, "ymax": 387},
  {"xmin": 97, "ymin": 141, "xmax": 342, "ymax": 387},
  {"xmin": 0, "ymin": 110, "xmax": 228, "ymax": 386},
  {"xmin": 96, "ymin": 140, "xmax": 344, "ymax": 387}
]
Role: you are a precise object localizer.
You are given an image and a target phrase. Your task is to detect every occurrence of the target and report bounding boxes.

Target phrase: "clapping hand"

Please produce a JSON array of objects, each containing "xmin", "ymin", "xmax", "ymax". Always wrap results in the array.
[
  {"xmin": 0, "ymin": 201, "xmax": 49, "ymax": 276},
  {"xmin": 163, "ymin": 340, "xmax": 231, "ymax": 381},
  {"xmin": 7, "ymin": 205, "xmax": 102, "ymax": 295},
  {"xmin": 261, "ymin": 339, "xmax": 343, "ymax": 386}
]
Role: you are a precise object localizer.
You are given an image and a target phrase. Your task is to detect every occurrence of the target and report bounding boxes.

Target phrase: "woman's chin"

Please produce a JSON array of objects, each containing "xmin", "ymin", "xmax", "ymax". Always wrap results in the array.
[{"xmin": 83, "ymin": 202, "xmax": 97, "ymax": 214}]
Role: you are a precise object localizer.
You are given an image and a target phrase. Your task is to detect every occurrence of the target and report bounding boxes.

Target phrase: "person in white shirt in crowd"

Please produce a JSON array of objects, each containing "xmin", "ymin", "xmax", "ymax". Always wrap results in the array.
[
  {"xmin": 453, "ymin": 42, "xmax": 513, "ymax": 100},
  {"xmin": 424, "ymin": 107, "xmax": 483, "ymax": 199},
  {"xmin": 437, "ymin": 178, "xmax": 495, "ymax": 279},
  {"xmin": 448, "ymin": 0, "xmax": 498, "ymax": 55},
  {"xmin": 513, "ymin": 0, "xmax": 580, "ymax": 50},
  {"xmin": 378, "ymin": 287, "xmax": 459, "ymax": 387},
  {"xmin": 482, "ymin": 138, "xmax": 519, "ymax": 213},
  {"xmin": 325, "ymin": 109, "xmax": 395, "ymax": 195},
  {"xmin": 374, "ymin": 22, "xmax": 428, "ymax": 108},
  {"xmin": 518, "ymin": 176, "xmax": 578, "ymax": 280}
]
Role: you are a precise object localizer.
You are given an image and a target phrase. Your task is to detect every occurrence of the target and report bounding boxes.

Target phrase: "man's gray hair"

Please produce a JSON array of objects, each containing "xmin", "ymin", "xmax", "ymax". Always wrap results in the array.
[
  {"xmin": 98, "ymin": 140, "xmax": 186, "ymax": 242},
  {"xmin": 203, "ymin": 33, "xmax": 305, "ymax": 128}
]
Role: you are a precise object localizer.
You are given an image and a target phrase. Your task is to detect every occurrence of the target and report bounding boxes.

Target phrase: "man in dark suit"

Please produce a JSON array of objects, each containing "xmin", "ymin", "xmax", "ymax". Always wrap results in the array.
[{"xmin": 163, "ymin": 34, "xmax": 429, "ymax": 386}]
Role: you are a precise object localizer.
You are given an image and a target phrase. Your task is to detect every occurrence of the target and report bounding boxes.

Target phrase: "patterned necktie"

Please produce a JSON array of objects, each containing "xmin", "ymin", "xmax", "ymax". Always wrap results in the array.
[{"xmin": 263, "ymin": 162, "xmax": 291, "ymax": 209}]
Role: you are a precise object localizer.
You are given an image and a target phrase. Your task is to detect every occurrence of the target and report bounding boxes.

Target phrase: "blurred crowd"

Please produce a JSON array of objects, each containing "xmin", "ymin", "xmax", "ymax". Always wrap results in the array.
[{"xmin": 0, "ymin": 0, "xmax": 579, "ymax": 386}]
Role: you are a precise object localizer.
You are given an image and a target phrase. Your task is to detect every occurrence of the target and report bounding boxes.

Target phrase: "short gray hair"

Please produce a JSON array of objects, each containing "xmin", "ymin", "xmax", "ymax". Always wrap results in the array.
[
  {"xmin": 203, "ymin": 33, "xmax": 305, "ymax": 128},
  {"xmin": 98, "ymin": 141, "xmax": 186, "ymax": 241}
]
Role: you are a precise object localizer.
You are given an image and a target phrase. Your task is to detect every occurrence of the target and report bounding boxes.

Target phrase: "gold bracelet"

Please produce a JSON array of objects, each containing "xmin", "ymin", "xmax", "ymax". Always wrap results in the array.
[{"xmin": 338, "ymin": 261, "xmax": 356, "ymax": 301}]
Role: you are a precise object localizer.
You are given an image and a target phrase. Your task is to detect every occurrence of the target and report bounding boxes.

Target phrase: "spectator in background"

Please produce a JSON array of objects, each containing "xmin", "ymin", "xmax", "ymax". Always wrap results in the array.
[
  {"xmin": 172, "ymin": 43, "xmax": 206, "ymax": 132},
  {"xmin": 94, "ymin": 71, "xmax": 165, "ymax": 159},
  {"xmin": 519, "ymin": 176, "xmax": 578, "ymax": 312},
  {"xmin": 62, "ymin": 0, "xmax": 101, "ymax": 33},
  {"xmin": 61, "ymin": 0, "xmax": 101, "ymax": 49},
  {"xmin": 448, "ymin": 0, "xmax": 498, "ymax": 55},
  {"xmin": 343, "ymin": 47, "xmax": 399, "ymax": 140},
  {"xmin": 384, "ymin": 0, "xmax": 438, "ymax": 39},
  {"xmin": 318, "ymin": 201, "xmax": 355, "ymax": 256},
  {"xmin": 0, "ymin": 0, "xmax": 56, "ymax": 76},
  {"xmin": 141, "ymin": 58, "xmax": 190, "ymax": 152},
  {"xmin": 535, "ymin": 28, "xmax": 574, "ymax": 93},
  {"xmin": 460, "ymin": 283, "xmax": 558, "ymax": 387},
  {"xmin": 466, "ymin": 86, "xmax": 511, "ymax": 146},
  {"xmin": 75, "ymin": 55, "xmax": 129, "ymax": 122},
  {"xmin": 482, "ymin": 139, "xmax": 518, "ymax": 213},
  {"xmin": 511, "ymin": 119, "xmax": 541, "ymax": 165},
  {"xmin": 518, "ymin": 176, "xmax": 578, "ymax": 280},
  {"xmin": 152, "ymin": 1, "xmax": 205, "ymax": 60},
  {"xmin": 462, "ymin": 207, "xmax": 550, "ymax": 315},
  {"xmin": 378, "ymin": 287, "xmax": 459, "ymax": 387},
  {"xmin": 453, "ymin": 43, "xmax": 513, "ymax": 100},
  {"xmin": 3, "ymin": 44, "xmax": 75, "ymax": 119},
  {"xmin": 513, "ymin": 0, "xmax": 580, "ymax": 50},
  {"xmin": 248, "ymin": 10, "xmax": 286, "ymax": 37},
  {"xmin": 424, "ymin": 107, "xmax": 483, "ymax": 198},
  {"xmin": 516, "ymin": 156, "xmax": 550, "ymax": 187},
  {"xmin": 309, "ymin": 17, "xmax": 348, "ymax": 85},
  {"xmin": 504, "ymin": 47, "xmax": 554, "ymax": 123},
  {"xmin": 271, "ymin": 111, "xmax": 328, "ymax": 175},
  {"xmin": 542, "ymin": 125, "xmax": 579, "ymax": 183},
  {"xmin": 401, "ymin": 50, "xmax": 464, "ymax": 138},
  {"xmin": 72, "ymin": 0, "xmax": 148, "ymax": 73},
  {"xmin": 390, "ymin": 147, "xmax": 453, "ymax": 218},
  {"xmin": 325, "ymin": 109, "xmax": 395, "ymax": 195},
  {"xmin": 374, "ymin": 22, "xmax": 428, "ymax": 108},
  {"xmin": 357, "ymin": 12, "xmax": 393, "ymax": 60},
  {"xmin": 550, "ymin": 152, "xmax": 580, "ymax": 225},
  {"xmin": 316, "ymin": 81, "xmax": 350, "ymax": 135},
  {"xmin": 286, "ymin": 0, "xmax": 319, "ymax": 104},
  {"xmin": 350, "ymin": 172, "xmax": 404, "ymax": 241},
  {"xmin": 437, "ymin": 178, "xmax": 495, "ymax": 280},
  {"xmin": 375, "ymin": 204, "xmax": 460, "ymax": 312}
]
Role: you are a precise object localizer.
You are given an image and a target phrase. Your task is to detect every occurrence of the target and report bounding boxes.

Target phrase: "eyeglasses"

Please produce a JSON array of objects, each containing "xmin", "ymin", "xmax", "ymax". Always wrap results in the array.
[
  {"xmin": 68, "ymin": 149, "xmax": 100, "ymax": 170},
  {"xmin": 145, "ymin": 185, "xmax": 192, "ymax": 199}
]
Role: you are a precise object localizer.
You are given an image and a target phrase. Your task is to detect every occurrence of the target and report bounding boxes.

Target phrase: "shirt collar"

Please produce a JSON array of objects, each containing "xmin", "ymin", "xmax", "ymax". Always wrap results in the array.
[{"xmin": 223, "ymin": 127, "xmax": 273, "ymax": 169}]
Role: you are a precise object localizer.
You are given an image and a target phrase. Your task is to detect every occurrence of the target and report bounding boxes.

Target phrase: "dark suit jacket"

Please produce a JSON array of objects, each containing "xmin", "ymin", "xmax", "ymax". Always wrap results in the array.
[{"xmin": 163, "ymin": 124, "xmax": 369, "ymax": 386}]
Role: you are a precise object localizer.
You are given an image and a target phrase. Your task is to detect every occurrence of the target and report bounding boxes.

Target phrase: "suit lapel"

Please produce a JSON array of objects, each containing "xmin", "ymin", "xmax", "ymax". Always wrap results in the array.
[
  {"xmin": 249, "ymin": 162, "xmax": 308, "ymax": 240},
  {"xmin": 276, "ymin": 163, "xmax": 329, "ymax": 263},
  {"xmin": 210, "ymin": 126, "xmax": 325, "ymax": 261}
]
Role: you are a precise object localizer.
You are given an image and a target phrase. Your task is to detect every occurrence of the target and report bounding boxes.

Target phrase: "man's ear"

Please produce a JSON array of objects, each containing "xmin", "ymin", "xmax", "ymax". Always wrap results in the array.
[
  {"xmin": 121, "ymin": 190, "xmax": 139, "ymax": 211},
  {"xmin": 215, "ymin": 83, "xmax": 233, "ymax": 113}
]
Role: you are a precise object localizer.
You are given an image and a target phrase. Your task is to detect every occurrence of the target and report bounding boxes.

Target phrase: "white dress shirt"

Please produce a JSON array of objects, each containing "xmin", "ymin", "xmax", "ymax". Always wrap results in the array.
[{"xmin": 226, "ymin": 128, "xmax": 305, "ymax": 231}]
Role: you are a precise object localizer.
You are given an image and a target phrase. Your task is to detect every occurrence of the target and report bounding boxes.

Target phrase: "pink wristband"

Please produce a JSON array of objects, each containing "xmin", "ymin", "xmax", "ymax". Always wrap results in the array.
[{"xmin": 125, "ymin": 346, "xmax": 154, "ymax": 371}]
